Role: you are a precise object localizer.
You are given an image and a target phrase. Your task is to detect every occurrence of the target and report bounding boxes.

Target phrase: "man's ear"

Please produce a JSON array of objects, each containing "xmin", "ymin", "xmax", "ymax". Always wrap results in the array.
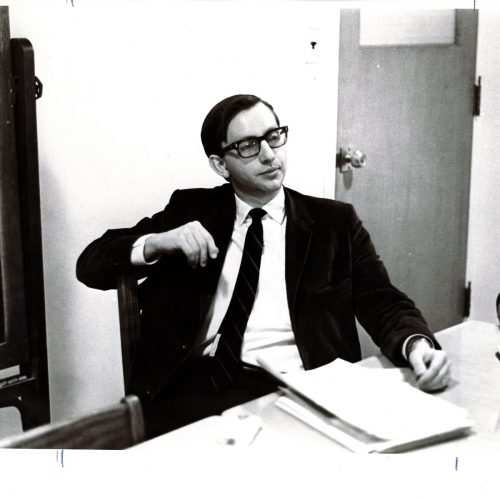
[{"xmin": 209, "ymin": 155, "xmax": 230, "ymax": 180}]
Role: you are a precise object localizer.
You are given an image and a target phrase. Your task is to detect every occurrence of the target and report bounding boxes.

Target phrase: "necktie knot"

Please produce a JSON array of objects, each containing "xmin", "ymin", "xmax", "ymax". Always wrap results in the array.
[{"xmin": 248, "ymin": 208, "xmax": 267, "ymax": 222}]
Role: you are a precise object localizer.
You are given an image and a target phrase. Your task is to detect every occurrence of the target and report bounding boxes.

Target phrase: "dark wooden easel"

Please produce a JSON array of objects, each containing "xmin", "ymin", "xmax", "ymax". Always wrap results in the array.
[{"xmin": 0, "ymin": 6, "xmax": 50, "ymax": 430}]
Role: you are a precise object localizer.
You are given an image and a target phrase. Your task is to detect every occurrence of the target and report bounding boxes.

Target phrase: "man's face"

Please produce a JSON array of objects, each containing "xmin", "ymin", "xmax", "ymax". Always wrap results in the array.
[{"xmin": 212, "ymin": 102, "xmax": 287, "ymax": 205}]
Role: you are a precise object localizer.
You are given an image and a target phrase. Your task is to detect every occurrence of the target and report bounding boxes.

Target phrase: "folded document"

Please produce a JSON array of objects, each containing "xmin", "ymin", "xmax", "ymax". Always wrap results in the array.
[{"xmin": 256, "ymin": 351, "xmax": 473, "ymax": 453}]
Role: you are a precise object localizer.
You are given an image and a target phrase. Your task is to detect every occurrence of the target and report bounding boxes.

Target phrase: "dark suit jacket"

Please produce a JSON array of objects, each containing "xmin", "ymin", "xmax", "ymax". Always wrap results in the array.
[{"xmin": 76, "ymin": 184, "xmax": 436, "ymax": 401}]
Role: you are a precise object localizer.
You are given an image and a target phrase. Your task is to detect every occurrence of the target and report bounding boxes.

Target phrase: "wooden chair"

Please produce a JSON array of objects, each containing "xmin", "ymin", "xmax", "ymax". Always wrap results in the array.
[
  {"xmin": 117, "ymin": 275, "xmax": 142, "ymax": 393},
  {"xmin": 0, "ymin": 395, "xmax": 145, "ymax": 449},
  {"xmin": 0, "ymin": 9, "xmax": 50, "ymax": 431}
]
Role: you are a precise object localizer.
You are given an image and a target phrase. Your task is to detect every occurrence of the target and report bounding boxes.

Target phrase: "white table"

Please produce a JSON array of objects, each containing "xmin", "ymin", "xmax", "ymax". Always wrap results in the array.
[{"xmin": 132, "ymin": 321, "xmax": 500, "ymax": 455}]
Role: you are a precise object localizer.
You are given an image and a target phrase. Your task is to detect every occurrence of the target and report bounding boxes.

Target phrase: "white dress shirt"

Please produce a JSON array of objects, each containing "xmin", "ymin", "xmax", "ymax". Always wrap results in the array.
[{"xmin": 200, "ymin": 188, "xmax": 298, "ymax": 367}]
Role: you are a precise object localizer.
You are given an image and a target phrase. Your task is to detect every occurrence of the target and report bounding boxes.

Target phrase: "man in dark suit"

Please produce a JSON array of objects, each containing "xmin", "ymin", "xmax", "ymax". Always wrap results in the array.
[{"xmin": 77, "ymin": 94, "xmax": 450, "ymax": 438}]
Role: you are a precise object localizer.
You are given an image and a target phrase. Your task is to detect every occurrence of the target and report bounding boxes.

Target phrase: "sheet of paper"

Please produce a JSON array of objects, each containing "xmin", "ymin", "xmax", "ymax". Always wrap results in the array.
[
  {"xmin": 248, "ymin": 344, "xmax": 304, "ymax": 374},
  {"xmin": 256, "ymin": 355, "xmax": 472, "ymax": 441}
]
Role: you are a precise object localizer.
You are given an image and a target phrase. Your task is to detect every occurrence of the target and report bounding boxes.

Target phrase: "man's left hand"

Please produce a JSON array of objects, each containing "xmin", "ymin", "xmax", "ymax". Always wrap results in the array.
[{"xmin": 408, "ymin": 340, "xmax": 451, "ymax": 392}]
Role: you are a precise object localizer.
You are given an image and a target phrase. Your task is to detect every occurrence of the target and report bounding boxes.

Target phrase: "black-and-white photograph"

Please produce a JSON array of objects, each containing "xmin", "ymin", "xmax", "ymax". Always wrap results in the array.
[{"xmin": 0, "ymin": 0, "xmax": 498, "ymax": 497}]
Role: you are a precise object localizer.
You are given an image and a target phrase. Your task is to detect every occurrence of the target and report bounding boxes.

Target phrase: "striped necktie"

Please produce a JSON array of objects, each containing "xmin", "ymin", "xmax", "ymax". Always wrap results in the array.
[{"xmin": 209, "ymin": 207, "xmax": 267, "ymax": 390}]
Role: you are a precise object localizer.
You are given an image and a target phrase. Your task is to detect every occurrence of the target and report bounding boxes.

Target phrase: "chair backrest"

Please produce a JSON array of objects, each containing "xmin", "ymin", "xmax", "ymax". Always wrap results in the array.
[
  {"xmin": 117, "ymin": 275, "xmax": 142, "ymax": 393},
  {"xmin": 0, "ymin": 395, "xmax": 145, "ymax": 449}
]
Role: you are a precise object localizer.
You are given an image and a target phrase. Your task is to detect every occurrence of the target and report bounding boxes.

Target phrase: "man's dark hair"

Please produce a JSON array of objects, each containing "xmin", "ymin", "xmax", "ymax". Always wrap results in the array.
[{"xmin": 201, "ymin": 94, "xmax": 280, "ymax": 157}]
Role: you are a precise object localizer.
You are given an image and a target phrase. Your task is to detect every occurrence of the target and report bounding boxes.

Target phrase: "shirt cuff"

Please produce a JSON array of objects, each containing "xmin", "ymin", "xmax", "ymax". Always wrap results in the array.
[
  {"xmin": 402, "ymin": 334, "xmax": 434, "ymax": 361},
  {"xmin": 131, "ymin": 234, "xmax": 158, "ymax": 266}
]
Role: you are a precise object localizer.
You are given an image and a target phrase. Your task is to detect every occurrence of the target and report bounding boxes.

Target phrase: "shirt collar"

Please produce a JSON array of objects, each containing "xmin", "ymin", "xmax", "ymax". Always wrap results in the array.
[{"xmin": 234, "ymin": 187, "xmax": 286, "ymax": 226}]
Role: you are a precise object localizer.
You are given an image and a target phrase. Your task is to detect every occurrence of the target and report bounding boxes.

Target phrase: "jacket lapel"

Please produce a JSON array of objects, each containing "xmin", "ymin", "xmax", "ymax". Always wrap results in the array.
[{"xmin": 284, "ymin": 188, "xmax": 314, "ymax": 328}]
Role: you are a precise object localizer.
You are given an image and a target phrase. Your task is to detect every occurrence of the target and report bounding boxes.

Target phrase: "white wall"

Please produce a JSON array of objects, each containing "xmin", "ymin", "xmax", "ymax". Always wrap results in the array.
[
  {"xmin": 5, "ymin": 0, "xmax": 340, "ymax": 421},
  {"xmin": 467, "ymin": 9, "xmax": 500, "ymax": 324}
]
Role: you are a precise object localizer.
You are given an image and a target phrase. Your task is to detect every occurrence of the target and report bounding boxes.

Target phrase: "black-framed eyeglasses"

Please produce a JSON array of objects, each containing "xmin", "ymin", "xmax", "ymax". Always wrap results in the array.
[{"xmin": 221, "ymin": 126, "xmax": 289, "ymax": 159}]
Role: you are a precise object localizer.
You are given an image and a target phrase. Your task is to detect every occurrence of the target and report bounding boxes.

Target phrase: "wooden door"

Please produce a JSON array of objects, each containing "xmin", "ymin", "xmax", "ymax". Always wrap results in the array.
[{"xmin": 336, "ymin": 10, "xmax": 478, "ymax": 353}]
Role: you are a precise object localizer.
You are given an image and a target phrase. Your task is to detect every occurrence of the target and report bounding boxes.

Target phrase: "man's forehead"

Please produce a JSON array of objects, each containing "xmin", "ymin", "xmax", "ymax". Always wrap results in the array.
[{"xmin": 225, "ymin": 103, "xmax": 278, "ymax": 143}]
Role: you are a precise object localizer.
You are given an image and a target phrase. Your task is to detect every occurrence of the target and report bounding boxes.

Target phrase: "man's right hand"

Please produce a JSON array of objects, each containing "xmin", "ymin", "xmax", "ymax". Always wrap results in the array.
[{"xmin": 144, "ymin": 221, "xmax": 219, "ymax": 268}]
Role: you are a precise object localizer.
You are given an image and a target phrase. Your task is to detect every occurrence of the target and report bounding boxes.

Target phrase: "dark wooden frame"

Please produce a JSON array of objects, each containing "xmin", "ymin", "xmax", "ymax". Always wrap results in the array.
[{"xmin": 0, "ymin": 6, "xmax": 50, "ymax": 430}]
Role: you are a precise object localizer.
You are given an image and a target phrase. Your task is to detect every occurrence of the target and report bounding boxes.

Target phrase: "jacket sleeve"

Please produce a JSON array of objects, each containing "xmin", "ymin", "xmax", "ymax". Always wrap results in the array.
[
  {"xmin": 76, "ymin": 190, "xmax": 182, "ymax": 291},
  {"xmin": 347, "ymin": 204, "xmax": 439, "ymax": 366}
]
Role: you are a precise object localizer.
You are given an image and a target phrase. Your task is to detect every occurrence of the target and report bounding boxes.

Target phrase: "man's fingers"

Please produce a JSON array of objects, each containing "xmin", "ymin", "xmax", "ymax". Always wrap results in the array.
[
  {"xmin": 193, "ymin": 224, "xmax": 218, "ymax": 260},
  {"xmin": 417, "ymin": 354, "xmax": 451, "ymax": 391},
  {"xmin": 182, "ymin": 232, "xmax": 201, "ymax": 268},
  {"xmin": 418, "ymin": 375, "xmax": 449, "ymax": 391},
  {"xmin": 196, "ymin": 225, "xmax": 219, "ymax": 265},
  {"xmin": 433, "ymin": 360, "xmax": 451, "ymax": 388},
  {"xmin": 409, "ymin": 347, "xmax": 449, "ymax": 388},
  {"xmin": 416, "ymin": 354, "xmax": 440, "ymax": 385},
  {"xmin": 181, "ymin": 223, "xmax": 220, "ymax": 268},
  {"xmin": 409, "ymin": 345, "xmax": 433, "ymax": 377},
  {"xmin": 410, "ymin": 356, "xmax": 427, "ymax": 378},
  {"xmin": 191, "ymin": 230, "xmax": 209, "ymax": 267},
  {"xmin": 152, "ymin": 221, "xmax": 218, "ymax": 268},
  {"xmin": 206, "ymin": 233, "xmax": 219, "ymax": 259}
]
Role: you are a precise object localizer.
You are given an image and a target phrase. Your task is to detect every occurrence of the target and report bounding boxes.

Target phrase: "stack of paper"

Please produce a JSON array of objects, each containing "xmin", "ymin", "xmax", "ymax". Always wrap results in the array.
[{"xmin": 256, "ymin": 351, "xmax": 473, "ymax": 453}]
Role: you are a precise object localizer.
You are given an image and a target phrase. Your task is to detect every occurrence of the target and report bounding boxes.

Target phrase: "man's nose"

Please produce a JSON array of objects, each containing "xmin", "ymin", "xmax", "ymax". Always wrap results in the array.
[{"xmin": 259, "ymin": 140, "xmax": 276, "ymax": 162}]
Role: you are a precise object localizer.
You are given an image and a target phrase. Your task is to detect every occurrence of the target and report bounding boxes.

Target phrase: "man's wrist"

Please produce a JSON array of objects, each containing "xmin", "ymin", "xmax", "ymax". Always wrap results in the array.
[
  {"xmin": 403, "ymin": 335, "xmax": 434, "ymax": 361},
  {"xmin": 131, "ymin": 234, "xmax": 158, "ymax": 265}
]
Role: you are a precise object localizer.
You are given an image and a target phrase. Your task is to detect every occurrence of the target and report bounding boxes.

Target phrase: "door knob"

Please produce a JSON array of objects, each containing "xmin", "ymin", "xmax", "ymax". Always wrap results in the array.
[{"xmin": 337, "ymin": 147, "xmax": 367, "ymax": 173}]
